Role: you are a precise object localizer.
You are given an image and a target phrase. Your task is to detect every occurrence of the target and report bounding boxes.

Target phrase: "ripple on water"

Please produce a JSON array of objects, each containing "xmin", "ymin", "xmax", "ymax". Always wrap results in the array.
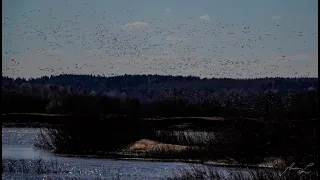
[{"xmin": 2, "ymin": 128, "xmax": 189, "ymax": 179}]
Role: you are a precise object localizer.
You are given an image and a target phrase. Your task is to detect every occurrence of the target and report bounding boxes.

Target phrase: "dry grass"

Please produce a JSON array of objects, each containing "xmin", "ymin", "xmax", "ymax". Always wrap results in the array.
[
  {"xmin": 34, "ymin": 116, "xmax": 318, "ymax": 168},
  {"xmin": 124, "ymin": 139, "xmax": 189, "ymax": 153},
  {"xmin": 258, "ymin": 157, "xmax": 291, "ymax": 169}
]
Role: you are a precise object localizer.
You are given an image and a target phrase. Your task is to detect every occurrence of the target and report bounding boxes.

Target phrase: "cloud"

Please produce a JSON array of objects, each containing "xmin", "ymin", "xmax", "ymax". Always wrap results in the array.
[
  {"xmin": 84, "ymin": 49, "xmax": 101, "ymax": 55},
  {"xmin": 165, "ymin": 36, "xmax": 183, "ymax": 42},
  {"xmin": 200, "ymin": 15, "xmax": 210, "ymax": 21},
  {"xmin": 122, "ymin": 21, "xmax": 148, "ymax": 30},
  {"xmin": 164, "ymin": 8, "xmax": 172, "ymax": 12},
  {"xmin": 38, "ymin": 49, "xmax": 64, "ymax": 55},
  {"xmin": 272, "ymin": 16, "xmax": 281, "ymax": 20}
]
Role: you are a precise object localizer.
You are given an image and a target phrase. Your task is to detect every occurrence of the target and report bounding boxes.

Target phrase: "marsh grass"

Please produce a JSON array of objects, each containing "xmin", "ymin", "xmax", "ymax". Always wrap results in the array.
[
  {"xmin": 143, "ymin": 146, "xmax": 208, "ymax": 160},
  {"xmin": 141, "ymin": 120, "xmax": 319, "ymax": 167},
  {"xmin": 34, "ymin": 117, "xmax": 155, "ymax": 155},
  {"xmin": 165, "ymin": 165, "xmax": 318, "ymax": 180},
  {"xmin": 2, "ymin": 158, "xmax": 126, "ymax": 180},
  {"xmin": 152, "ymin": 130, "xmax": 216, "ymax": 146},
  {"xmin": 34, "ymin": 116, "xmax": 318, "ymax": 168},
  {"xmin": 2, "ymin": 158, "xmax": 60, "ymax": 174}
]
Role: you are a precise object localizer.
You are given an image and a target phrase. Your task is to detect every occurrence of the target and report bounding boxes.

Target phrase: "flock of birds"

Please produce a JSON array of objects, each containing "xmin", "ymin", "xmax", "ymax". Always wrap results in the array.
[{"xmin": 2, "ymin": 5, "xmax": 318, "ymax": 78}]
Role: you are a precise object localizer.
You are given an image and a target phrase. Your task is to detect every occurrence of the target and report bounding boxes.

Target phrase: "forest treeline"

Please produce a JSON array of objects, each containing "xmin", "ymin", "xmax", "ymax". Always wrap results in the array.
[
  {"xmin": 2, "ymin": 74, "xmax": 318, "ymax": 120},
  {"xmin": 3, "ymin": 75, "xmax": 317, "ymax": 97}
]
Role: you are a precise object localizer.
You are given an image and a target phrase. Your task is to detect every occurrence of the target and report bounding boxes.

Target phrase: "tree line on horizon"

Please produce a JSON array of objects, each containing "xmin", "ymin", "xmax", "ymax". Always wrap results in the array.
[
  {"xmin": 2, "ymin": 74, "xmax": 318, "ymax": 120},
  {"xmin": 3, "ymin": 74, "xmax": 317, "ymax": 92}
]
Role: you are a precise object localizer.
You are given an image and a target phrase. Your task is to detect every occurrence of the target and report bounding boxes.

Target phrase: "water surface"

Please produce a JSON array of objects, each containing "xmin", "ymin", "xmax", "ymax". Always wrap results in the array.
[
  {"xmin": 1, "ymin": 127, "xmax": 197, "ymax": 179},
  {"xmin": 2, "ymin": 127, "xmax": 261, "ymax": 180}
]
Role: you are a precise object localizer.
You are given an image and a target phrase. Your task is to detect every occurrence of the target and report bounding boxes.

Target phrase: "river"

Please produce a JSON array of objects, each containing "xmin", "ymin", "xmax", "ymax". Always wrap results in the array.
[{"xmin": 2, "ymin": 127, "xmax": 262, "ymax": 180}]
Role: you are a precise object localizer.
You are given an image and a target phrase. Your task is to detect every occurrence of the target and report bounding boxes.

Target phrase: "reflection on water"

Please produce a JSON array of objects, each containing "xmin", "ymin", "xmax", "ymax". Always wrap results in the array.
[
  {"xmin": 1, "ymin": 127, "xmax": 193, "ymax": 179},
  {"xmin": 2, "ymin": 127, "xmax": 55, "ymax": 160},
  {"xmin": 2, "ymin": 147, "xmax": 53, "ymax": 160}
]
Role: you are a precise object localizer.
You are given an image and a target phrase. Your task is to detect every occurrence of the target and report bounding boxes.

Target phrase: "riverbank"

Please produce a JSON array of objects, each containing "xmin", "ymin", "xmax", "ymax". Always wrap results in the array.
[
  {"xmin": 3, "ymin": 157, "xmax": 317, "ymax": 180},
  {"xmin": 2, "ymin": 125, "xmax": 294, "ymax": 170},
  {"xmin": 3, "ymin": 127, "xmax": 319, "ymax": 180},
  {"xmin": 3, "ymin": 114, "xmax": 318, "ymax": 171},
  {"xmin": 51, "ymin": 152, "xmax": 289, "ymax": 170}
]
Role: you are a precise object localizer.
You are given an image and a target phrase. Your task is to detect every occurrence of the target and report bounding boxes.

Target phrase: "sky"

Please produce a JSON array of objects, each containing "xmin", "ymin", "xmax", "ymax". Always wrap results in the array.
[{"xmin": 2, "ymin": 0, "xmax": 318, "ymax": 79}]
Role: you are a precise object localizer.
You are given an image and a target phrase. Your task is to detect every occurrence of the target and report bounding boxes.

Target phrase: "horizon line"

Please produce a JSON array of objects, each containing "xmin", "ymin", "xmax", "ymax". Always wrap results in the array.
[{"xmin": 2, "ymin": 73, "xmax": 318, "ymax": 81}]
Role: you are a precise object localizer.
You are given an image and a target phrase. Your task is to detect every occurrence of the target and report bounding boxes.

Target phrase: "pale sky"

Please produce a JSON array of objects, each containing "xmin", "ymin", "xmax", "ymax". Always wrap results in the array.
[{"xmin": 2, "ymin": 0, "xmax": 318, "ymax": 79}]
